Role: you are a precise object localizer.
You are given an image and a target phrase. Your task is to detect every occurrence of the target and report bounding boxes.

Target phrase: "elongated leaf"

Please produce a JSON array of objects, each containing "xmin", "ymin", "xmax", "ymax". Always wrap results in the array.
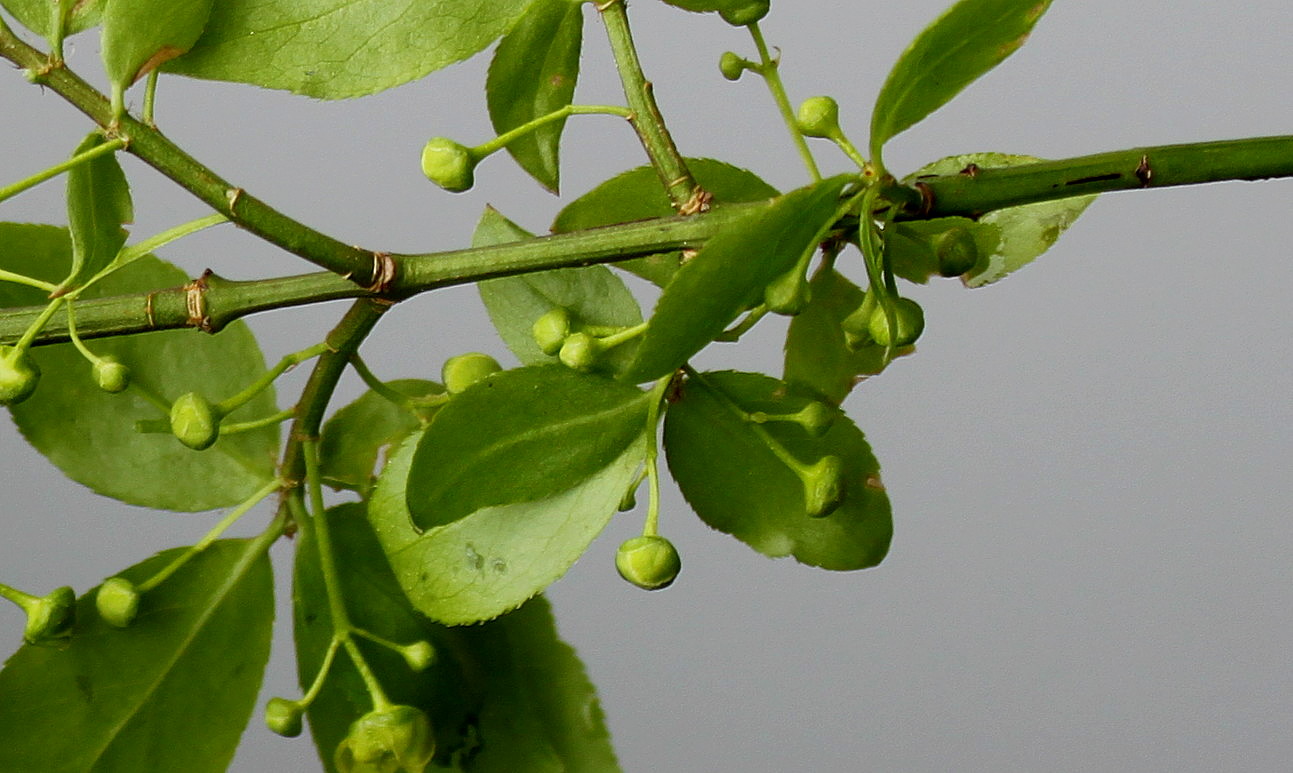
[
  {"xmin": 0, "ymin": 539, "xmax": 274, "ymax": 772},
  {"xmin": 906, "ymin": 153, "xmax": 1095, "ymax": 286},
  {"xmin": 552, "ymin": 158, "xmax": 780, "ymax": 286},
  {"xmin": 487, "ymin": 0, "xmax": 584, "ymax": 193},
  {"xmin": 318, "ymin": 379, "xmax": 443, "ymax": 496},
  {"xmin": 475, "ymin": 208, "xmax": 642, "ymax": 371},
  {"xmin": 870, "ymin": 0, "xmax": 1052, "ymax": 156},
  {"xmin": 101, "ymin": 0, "xmax": 214, "ymax": 89},
  {"xmin": 623, "ymin": 176, "xmax": 849, "ymax": 384},
  {"xmin": 373, "ymin": 430, "xmax": 643, "ymax": 624},
  {"xmin": 165, "ymin": 0, "xmax": 537, "ymax": 99},
  {"xmin": 406, "ymin": 365, "xmax": 648, "ymax": 532},
  {"xmin": 783, "ymin": 267, "xmax": 895, "ymax": 405},
  {"xmin": 62, "ymin": 132, "xmax": 132, "ymax": 293},
  {"xmin": 0, "ymin": 0, "xmax": 103, "ymax": 39},
  {"xmin": 664, "ymin": 370, "xmax": 891, "ymax": 570},
  {"xmin": 1, "ymin": 225, "xmax": 279, "ymax": 511}
]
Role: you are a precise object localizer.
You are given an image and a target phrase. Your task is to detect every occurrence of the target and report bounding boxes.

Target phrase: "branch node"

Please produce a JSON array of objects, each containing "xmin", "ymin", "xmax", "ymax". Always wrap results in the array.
[
  {"xmin": 225, "ymin": 187, "xmax": 244, "ymax": 214},
  {"xmin": 366, "ymin": 252, "xmax": 397, "ymax": 294},
  {"xmin": 678, "ymin": 186, "xmax": 713, "ymax": 216},
  {"xmin": 1135, "ymin": 154, "xmax": 1153, "ymax": 187},
  {"xmin": 183, "ymin": 271, "xmax": 213, "ymax": 332}
]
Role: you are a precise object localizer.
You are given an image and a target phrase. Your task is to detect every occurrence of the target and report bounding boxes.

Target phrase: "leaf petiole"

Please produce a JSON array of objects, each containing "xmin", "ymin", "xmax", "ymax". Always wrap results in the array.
[{"xmin": 0, "ymin": 138, "xmax": 126, "ymax": 207}]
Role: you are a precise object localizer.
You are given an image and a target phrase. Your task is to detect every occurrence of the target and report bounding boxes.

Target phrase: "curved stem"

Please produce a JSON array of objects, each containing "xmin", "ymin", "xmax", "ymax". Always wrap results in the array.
[
  {"xmin": 0, "ymin": 138, "xmax": 126, "ymax": 206},
  {"xmin": 748, "ymin": 22, "xmax": 821, "ymax": 181}
]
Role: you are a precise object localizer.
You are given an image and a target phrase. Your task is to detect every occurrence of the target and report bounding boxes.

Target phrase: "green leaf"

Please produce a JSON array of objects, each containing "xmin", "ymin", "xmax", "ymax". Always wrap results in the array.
[
  {"xmin": 657, "ymin": 0, "xmax": 767, "ymax": 25},
  {"xmin": 870, "ymin": 0, "xmax": 1052, "ymax": 158},
  {"xmin": 623, "ymin": 176, "xmax": 849, "ymax": 384},
  {"xmin": 101, "ymin": 0, "xmax": 215, "ymax": 90},
  {"xmin": 475, "ymin": 207, "xmax": 642, "ymax": 372},
  {"xmin": 664, "ymin": 370, "xmax": 891, "ymax": 570},
  {"xmin": 486, "ymin": 0, "xmax": 584, "ymax": 193},
  {"xmin": 552, "ymin": 158, "xmax": 780, "ymax": 286},
  {"xmin": 783, "ymin": 267, "xmax": 892, "ymax": 405},
  {"xmin": 454, "ymin": 597, "xmax": 621, "ymax": 772},
  {"xmin": 62, "ymin": 132, "xmax": 132, "ymax": 293},
  {"xmin": 372, "ymin": 430, "xmax": 644, "ymax": 625},
  {"xmin": 0, "ymin": 539, "xmax": 274, "ymax": 772},
  {"xmin": 0, "ymin": 225, "xmax": 279, "ymax": 511},
  {"xmin": 406, "ymin": 365, "xmax": 649, "ymax": 532},
  {"xmin": 905, "ymin": 153, "xmax": 1095, "ymax": 287},
  {"xmin": 318, "ymin": 380, "xmax": 444, "ymax": 497},
  {"xmin": 164, "ymin": 0, "xmax": 537, "ymax": 99},
  {"xmin": 294, "ymin": 504, "xmax": 478, "ymax": 771},
  {"xmin": 0, "ymin": 0, "xmax": 103, "ymax": 40}
]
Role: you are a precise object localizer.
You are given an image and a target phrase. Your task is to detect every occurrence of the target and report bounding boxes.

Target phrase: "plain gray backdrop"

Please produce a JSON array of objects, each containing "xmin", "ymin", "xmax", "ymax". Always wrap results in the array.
[{"xmin": 2, "ymin": 1, "xmax": 1291, "ymax": 771}]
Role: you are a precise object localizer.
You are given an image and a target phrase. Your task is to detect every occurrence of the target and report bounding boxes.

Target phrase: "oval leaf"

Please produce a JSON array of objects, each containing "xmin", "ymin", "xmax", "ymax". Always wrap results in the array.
[
  {"xmin": 62, "ymin": 132, "xmax": 132, "ymax": 294},
  {"xmin": 870, "ymin": 0, "xmax": 1052, "ymax": 157},
  {"xmin": 0, "ymin": 0, "xmax": 104, "ymax": 40},
  {"xmin": 487, "ymin": 0, "xmax": 584, "ymax": 193},
  {"xmin": 373, "ymin": 431, "xmax": 644, "ymax": 624},
  {"xmin": 101, "ymin": 0, "xmax": 214, "ymax": 89},
  {"xmin": 664, "ymin": 370, "xmax": 892, "ymax": 570},
  {"xmin": 0, "ymin": 539, "xmax": 274, "ymax": 772},
  {"xmin": 406, "ymin": 365, "xmax": 649, "ymax": 531},
  {"xmin": 165, "ymin": 0, "xmax": 536, "ymax": 99},
  {"xmin": 623, "ymin": 175, "xmax": 849, "ymax": 384}
]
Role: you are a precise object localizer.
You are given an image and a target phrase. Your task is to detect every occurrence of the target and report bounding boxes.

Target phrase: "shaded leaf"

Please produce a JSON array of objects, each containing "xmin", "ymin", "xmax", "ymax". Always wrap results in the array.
[
  {"xmin": 165, "ymin": 0, "xmax": 537, "ymax": 99},
  {"xmin": 905, "ymin": 153, "xmax": 1095, "ymax": 286},
  {"xmin": 664, "ymin": 370, "xmax": 891, "ymax": 570},
  {"xmin": 0, "ymin": 225, "xmax": 279, "ymax": 511},
  {"xmin": 62, "ymin": 132, "xmax": 132, "ymax": 293},
  {"xmin": 101, "ymin": 0, "xmax": 214, "ymax": 89},
  {"xmin": 372, "ymin": 431, "xmax": 643, "ymax": 625},
  {"xmin": 475, "ymin": 208, "xmax": 642, "ymax": 372},
  {"xmin": 552, "ymin": 158, "xmax": 779, "ymax": 286},
  {"xmin": 406, "ymin": 365, "xmax": 648, "ymax": 532},
  {"xmin": 0, "ymin": 539, "xmax": 274, "ymax": 772},
  {"xmin": 870, "ymin": 0, "xmax": 1052, "ymax": 156},
  {"xmin": 0, "ymin": 0, "xmax": 104, "ymax": 40},
  {"xmin": 318, "ymin": 380, "xmax": 444, "ymax": 497},
  {"xmin": 487, "ymin": 0, "xmax": 584, "ymax": 193},
  {"xmin": 783, "ymin": 267, "xmax": 894, "ymax": 405},
  {"xmin": 623, "ymin": 176, "xmax": 849, "ymax": 384}
]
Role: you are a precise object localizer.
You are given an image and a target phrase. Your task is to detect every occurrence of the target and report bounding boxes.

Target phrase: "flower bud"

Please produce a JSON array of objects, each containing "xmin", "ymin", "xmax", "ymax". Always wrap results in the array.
[
  {"xmin": 802, "ymin": 455, "xmax": 845, "ymax": 518},
  {"xmin": 532, "ymin": 307, "xmax": 572, "ymax": 356},
  {"xmin": 170, "ymin": 392, "xmax": 220, "ymax": 450},
  {"xmin": 719, "ymin": 0, "xmax": 770, "ymax": 26},
  {"xmin": 558, "ymin": 332, "xmax": 599, "ymax": 372},
  {"xmin": 95, "ymin": 577, "xmax": 140, "ymax": 628},
  {"xmin": 265, "ymin": 697, "xmax": 305, "ymax": 738},
  {"xmin": 400, "ymin": 640, "xmax": 435, "ymax": 672},
  {"xmin": 0, "ymin": 345, "xmax": 41, "ymax": 406},
  {"xmin": 796, "ymin": 96, "xmax": 841, "ymax": 139},
  {"xmin": 441, "ymin": 352, "xmax": 501, "ymax": 394},
  {"xmin": 934, "ymin": 226, "xmax": 980, "ymax": 277},
  {"xmin": 867, "ymin": 297, "xmax": 925, "ymax": 348},
  {"xmin": 421, "ymin": 137, "xmax": 477, "ymax": 193},
  {"xmin": 23, "ymin": 586, "xmax": 76, "ymax": 647},
  {"xmin": 719, "ymin": 51, "xmax": 748, "ymax": 81},
  {"xmin": 615, "ymin": 535, "xmax": 681, "ymax": 591},
  {"xmin": 763, "ymin": 267, "xmax": 811, "ymax": 316},
  {"xmin": 93, "ymin": 356, "xmax": 131, "ymax": 393},
  {"xmin": 335, "ymin": 705, "xmax": 435, "ymax": 773},
  {"xmin": 796, "ymin": 401, "xmax": 835, "ymax": 438}
]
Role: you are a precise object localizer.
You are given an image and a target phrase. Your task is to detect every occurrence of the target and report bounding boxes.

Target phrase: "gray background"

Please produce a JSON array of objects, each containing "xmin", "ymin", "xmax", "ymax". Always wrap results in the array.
[{"xmin": 3, "ymin": 1, "xmax": 1292, "ymax": 770}]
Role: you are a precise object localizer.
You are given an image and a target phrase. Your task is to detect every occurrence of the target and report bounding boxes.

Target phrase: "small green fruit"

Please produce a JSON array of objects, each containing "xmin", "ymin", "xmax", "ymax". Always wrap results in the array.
[
  {"xmin": 615, "ymin": 535, "xmax": 681, "ymax": 591},
  {"xmin": 441, "ymin": 352, "xmax": 501, "ymax": 394},
  {"xmin": 796, "ymin": 96, "xmax": 841, "ymax": 139},
  {"xmin": 421, "ymin": 137, "xmax": 477, "ymax": 193},
  {"xmin": 0, "ymin": 345, "xmax": 40, "ymax": 405},
  {"xmin": 867, "ymin": 297, "xmax": 925, "ymax": 348},
  {"xmin": 265, "ymin": 697, "xmax": 305, "ymax": 738},
  {"xmin": 558, "ymin": 332, "xmax": 599, "ymax": 372},
  {"xmin": 95, "ymin": 577, "xmax": 140, "ymax": 628},
  {"xmin": 719, "ymin": 51, "xmax": 747, "ymax": 81},
  {"xmin": 23, "ymin": 586, "xmax": 76, "ymax": 647},
  {"xmin": 532, "ymin": 307, "xmax": 572, "ymax": 356},
  {"xmin": 170, "ymin": 392, "xmax": 220, "ymax": 451},
  {"xmin": 93, "ymin": 356, "xmax": 130, "ymax": 393},
  {"xmin": 718, "ymin": 0, "xmax": 770, "ymax": 26},
  {"xmin": 764, "ymin": 267, "xmax": 811, "ymax": 315},
  {"xmin": 401, "ymin": 640, "xmax": 435, "ymax": 672},
  {"xmin": 841, "ymin": 301, "xmax": 874, "ymax": 349},
  {"xmin": 934, "ymin": 226, "xmax": 979, "ymax": 277},
  {"xmin": 335, "ymin": 705, "xmax": 435, "ymax": 773},
  {"xmin": 802, "ymin": 455, "xmax": 845, "ymax": 518}
]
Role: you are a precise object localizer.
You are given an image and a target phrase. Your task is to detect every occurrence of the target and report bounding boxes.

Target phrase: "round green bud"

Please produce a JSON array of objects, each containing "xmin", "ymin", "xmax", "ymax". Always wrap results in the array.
[
  {"xmin": 532, "ymin": 307, "xmax": 572, "ymax": 356},
  {"xmin": 401, "ymin": 640, "xmax": 435, "ymax": 672},
  {"xmin": 170, "ymin": 392, "xmax": 220, "ymax": 451},
  {"xmin": 95, "ymin": 577, "xmax": 140, "ymax": 628},
  {"xmin": 615, "ymin": 535, "xmax": 681, "ymax": 591},
  {"xmin": 840, "ymin": 301, "xmax": 873, "ymax": 349},
  {"xmin": 764, "ymin": 267, "xmax": 811, "ymax": 316},
  {"xmin": 802, "ymin": 455, "xmax": 845, "ymax": 518},
  {"xmin": 867, "ymin": 297, "xmax": 925, "ymax": 347},
  {"xmin": 934, "ymin": 226, "xmax": 980, "ymax": 277},
  {"xmin": 335, "ymin": 705, "xmax": 435, "ymax": 773},
  {"xmin": 93, "ymin": 356, "xmax": 131, "ymax": 393},
  {"xmin": 797, "ymin": 401, "xmax": 835, "ymax": 438},
  {"xmin": 421, "ymin": 137, "xmax": 477, "ymax": 193},
  {"xmin": 265, "ymin": 697, "xmax": 305, "ymax": 738},
  {"xmin": 24, "ymin": 585, "xmax": 76, "ymax": 647},
  {"xmin": 796, "ymin": 96, "xmax": 841, "ymax": 139},
  {"xmin": 719, "ymin": 51, "xmax": 748, "ymax": 81},
  {"xmin": 0, "ymin": 345, "xmax": 41, "ymax": 406},
  {"xmin": 558, "ymin": 332, "xmax": 599, "ymax": 372},
  {"xmin": 441, "ymin": 352, "xmax": 501, "ymax": 394},
  {"xmin": 718, "ymin": 0, "xmax": 770, "ymax": 26}
]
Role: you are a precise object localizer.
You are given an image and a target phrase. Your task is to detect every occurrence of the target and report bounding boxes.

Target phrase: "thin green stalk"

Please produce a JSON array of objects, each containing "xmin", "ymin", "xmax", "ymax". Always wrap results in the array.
[
  {"xmin": 349, "ymin": 353, "xmax": 445, "ymax": 416},
  {"xmin": 216, "ymin": 341, "xmax": 330, "ymax": 416},
  {"xmin": 684, "ymin": 365, "xmax": 810, "ymax": 474},
  {"xmin": 0, "ymin": 138, "xmax": 126, "ymax": 206},
  {"xmin": 220, "ymin": 408, "xmax": 296, "ymax": 435},
  {"xmin": 748, "ymin": 22, "xmax": 821, "ymax": 181},
  {"xmin": 641, "ymin": 375, "xmax": 673, "ymax": 537},
  {"xmin": 474, "ymin": 104, "xmax": 632, "ymax": 157},
  {"xmin": 0, "ymin": 270, "xmax": 56, "ymax": 293},
  {"xmin": 86, "ymin": 213, "xmax": 228, "ymax": 284}
]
